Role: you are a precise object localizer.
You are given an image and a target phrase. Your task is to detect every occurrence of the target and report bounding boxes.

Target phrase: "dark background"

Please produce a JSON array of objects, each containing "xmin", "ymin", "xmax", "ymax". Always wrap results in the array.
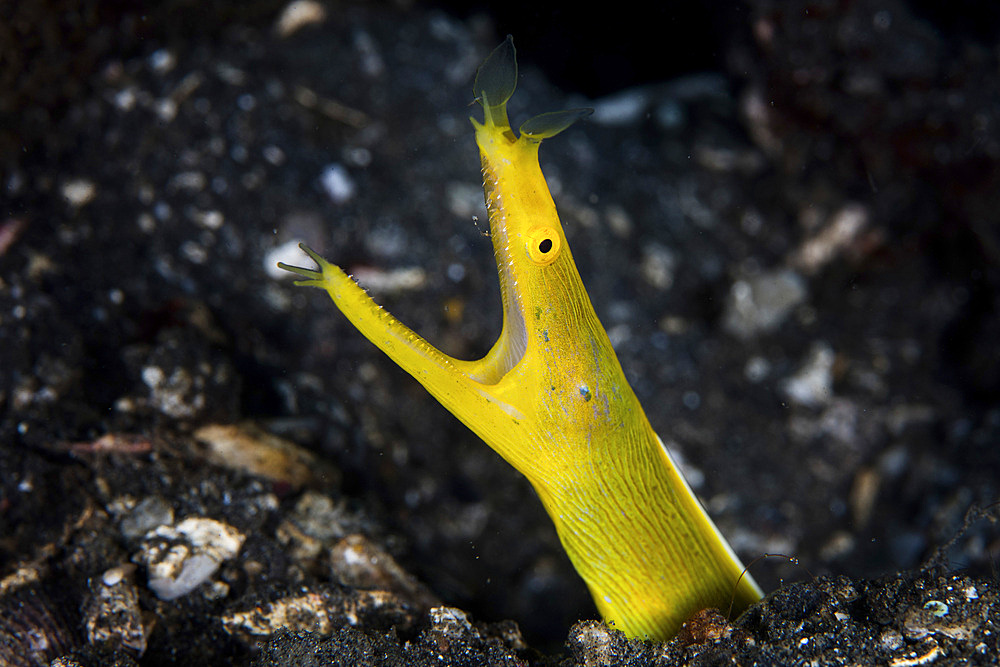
[{"xmin": 2, "ymin": 0, "xmax": 999, "ymax": 662}]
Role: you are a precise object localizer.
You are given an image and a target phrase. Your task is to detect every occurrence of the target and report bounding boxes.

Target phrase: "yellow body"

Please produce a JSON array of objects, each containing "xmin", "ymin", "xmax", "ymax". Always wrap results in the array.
[{"xmin": 280, "ymin": 36, "xmax": 762, "ymax": 640}]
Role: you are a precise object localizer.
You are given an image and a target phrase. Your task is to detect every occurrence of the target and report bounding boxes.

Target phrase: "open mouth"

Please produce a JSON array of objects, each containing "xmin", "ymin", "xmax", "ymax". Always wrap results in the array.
[
  {"xmin": 496, "ymin": 260, "xmax": 528, "ymax": 377},
  {"xmin": 465, "ymin": 237, "xmax": 528, "ymax": 386}
]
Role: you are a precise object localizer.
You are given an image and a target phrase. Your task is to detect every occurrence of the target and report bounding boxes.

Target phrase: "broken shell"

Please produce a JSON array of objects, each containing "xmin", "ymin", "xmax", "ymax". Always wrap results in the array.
[
  {"xmin": 83, "ymin": 565, "xmax": 147, "ymax": 655},
  {"xmin": 220, "ymin": 586, "xmax": 417, "ymax": 638},
  {"xmin": 133, "ymin": 516, "xmax": 245, "ymax": 600},
  {"xmin": 193, "ymin": 422, "xmax": 337, "ymax": 488},
  {"xmin": 0, "ymin": 587, "xmax": 79, "ymax": 667},
  {"xmin": 330, "ymin": 534, "xmax": 439, "ymax": 609}
]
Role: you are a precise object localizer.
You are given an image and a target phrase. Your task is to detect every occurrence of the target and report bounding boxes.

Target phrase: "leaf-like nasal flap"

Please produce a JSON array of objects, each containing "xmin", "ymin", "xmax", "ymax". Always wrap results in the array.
[
  {"xmin": 520, "ymin": 108, "xmax": 594, "ymax": 141},
  {"xmin": 474, "ymin": 35, "xmax": 517, "ymax": 112}
]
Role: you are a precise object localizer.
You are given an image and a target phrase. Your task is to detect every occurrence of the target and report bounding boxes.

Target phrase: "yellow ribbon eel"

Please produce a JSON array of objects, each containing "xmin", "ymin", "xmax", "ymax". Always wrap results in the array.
[{"xmin": 278, "ymin": 35, "xmax": 763, "ymax": 640}]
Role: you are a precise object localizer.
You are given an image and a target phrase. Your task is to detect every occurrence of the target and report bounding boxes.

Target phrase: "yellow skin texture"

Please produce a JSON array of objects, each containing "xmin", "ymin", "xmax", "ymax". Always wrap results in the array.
[{"xmin": 279, "ymin": 37, "xmax": 762, "ymax": 640}]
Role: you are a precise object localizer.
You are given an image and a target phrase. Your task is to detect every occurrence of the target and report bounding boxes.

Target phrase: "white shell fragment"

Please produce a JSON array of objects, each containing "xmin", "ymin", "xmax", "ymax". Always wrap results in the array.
[
  {"xmin": 792, "ymin": 204, "xmax": 869, "ymax": 275},
  {"xmin": 350, "ymin": 266, "xmax": 427, "ymax": 295},
  {"xmin": 319, "ymin": 163, "xmax": 356, "ymax": 204},
  {"xmin": 781, "ymin": 342, "xmax": 835, "ymax": 408},
  {"xmin": 266, "ymin": 239, "xmax": 312, "ymax": 280},
  {"xmin": 274, "ymin": 0, "xmax": 327, "ymax": 38},
  {"xmin": 134, "ymin": 516, "xmax": 245, "ymax": 600},
  {"xmin": 61, "ymin": 179, "xmax": 97, "ymax": 207},
  {"xmin": 723, "ymin": 269, "xmax": 808, "ymax": 339}
]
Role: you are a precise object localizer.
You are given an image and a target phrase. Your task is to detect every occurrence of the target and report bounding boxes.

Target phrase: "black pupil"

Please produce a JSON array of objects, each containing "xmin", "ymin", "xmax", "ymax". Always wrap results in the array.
[{"xmin": 538, "ymin": 238, "xmax": 553, "ymax": 254}]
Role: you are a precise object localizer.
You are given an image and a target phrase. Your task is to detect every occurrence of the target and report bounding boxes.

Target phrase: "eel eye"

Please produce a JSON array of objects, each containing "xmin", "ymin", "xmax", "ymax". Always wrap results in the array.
[{"xmin": 526, "ymin": 226, "xmax": 561, "ymax": 265}]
